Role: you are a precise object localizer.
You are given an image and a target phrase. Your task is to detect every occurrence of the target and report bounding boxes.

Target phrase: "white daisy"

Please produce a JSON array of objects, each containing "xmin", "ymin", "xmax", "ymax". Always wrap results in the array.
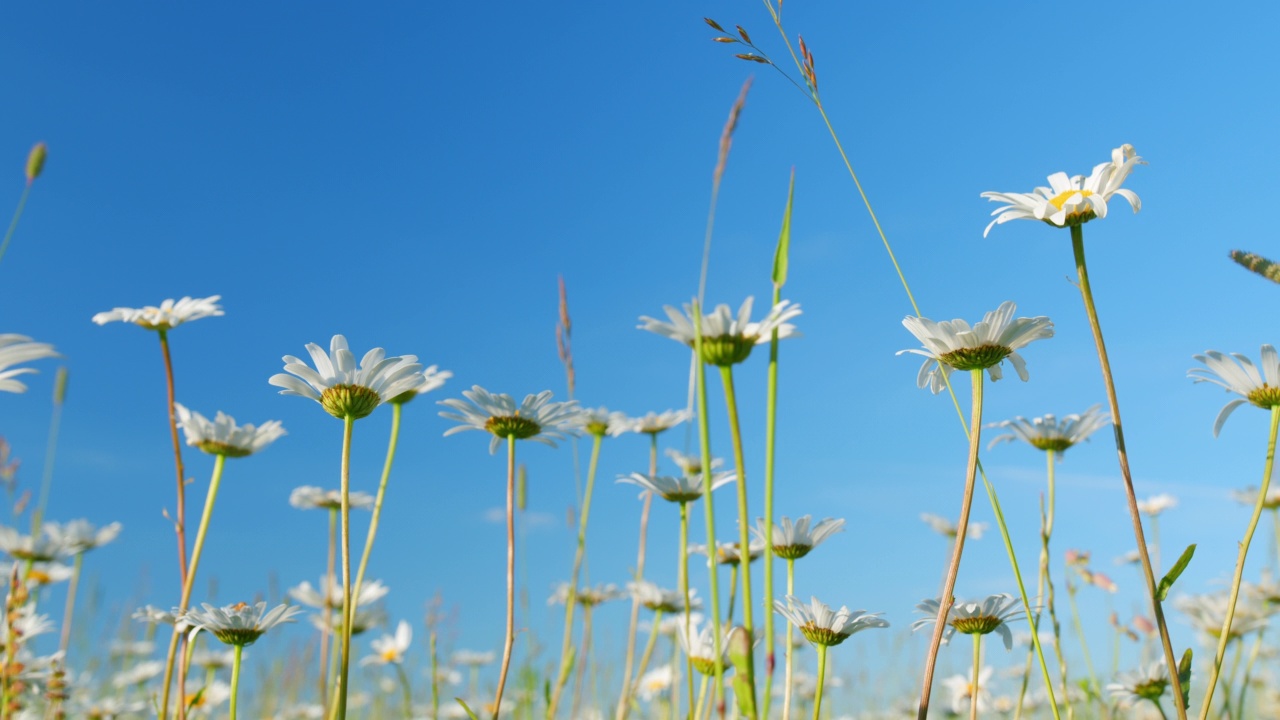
[
  {"xmin": 752, "ymin": 515, "xmax": 844, "ymax": 560},
  {"xmin": 676, "ymin": 617, "xmax": 733, "ymax": 674},
  {"xmin": 617, "ymin": 471, "xmax": 735, "ymax": 504},
  {"xmin": 0, "ymin": 335, "xmax": 58, "ymax": 394},
  {"xmin": 0, "ymin": 526, "xmax": 66, "ymax": 562},
  {"xmin": 689, "ymin": 539, "xmax": 766, "ymax": 566},
  {"xmin": 269, "ymin": 334, "xmax": 428, "ymax": 420},
  {"xmin": 635, "ymin": 666, "xmax": 675, "ymax": 702},
  {"xmin": 623, "ymin": 409, "xmax": 691, "ymax": 435},
  {"xmin": 183, "ymin": 601, "xmax": 301, "ymax": 647},
  {"xmin": 628, "ymin": 580, "xmax": 700, "ymax": 614},
  {"xmin": 310, "ymin": 605, "xmax": 386, "ymax": 636},
  {"xmin": 108, "ymin": 639, "xmax": 155, "ymax": 658},
  {"xmin": 1231, "ymin": 486, "xmax": 1280, "ymax": 510},
  {"xmin": 91, "ymin": 295, "xmax": 224, "ymax": 331},
  {"xmin": 573, "ymin": 407, "xmax": 631, "ymax": 438},
  {"xmin": 912, "ymin": 593, "xmax": 1025, "ymax": 651},
  {"xmin": 899, "ymin": 301, "xmax": 1054, "ymax": 393},
  {"xmin": 389, "ymin": 364, "xmax": 452, "ymax": 405},
  {"xmin": 289, "ymin": 486, "xmax": 375, "ymax": 511},
  {"xmin": 986, "ymin": 405, "xmax": 1111, "ymax": 453},
  {"xmin": 639, "ymin": 297, "xmax": 802, "ymax": 366},
  {"xmin": 360, "ymin": 620, "xmax": 412, "ymax": 666},
  {"xmin": 0, "ymin": 560, "xmax": 73, "ymax": 586},
  {"xmin": 184, "ymin": 679, "xmax": 232, "ymax": 713},
  {"xmin": 981, "ymin": 145, "xmax": 1144, "ymax": 236},
  {"xmin": 665, "ymin": 449, "xmax": 724, "ymax": 477},
  {"xmin": 547, "ymin": 582, "xmax": 625, "ymax": 607},
  {"xmin": 289, "ymin": 578, "xmax": 388, "ymax": 609},
  {"xmin": 1174, "ymin": 592, "xmax": 1269, "ymax": 641},
  {"xmin": 1106, "ymin": 660, "xmax": 1169, "ymax": 708},
  {"xmin": 1190, "ymin": 345, "xmax": 1280, "ymax": 436},
  {"xmin": 174, "ymin": 403, "xmax": 285, "ymax": 458},
  {"xmin": 942, "ymin": 666, "xmax": 993, "ymax": 715},
  {"xmin": 1137, "ymin": 493, "xmax": 1178, "ymax": 517},
  {"xmin": 41, "ymin": 519, "xmax": 121, "ymax": 555},
  {"xmin": 773, "ymin": 595, "xmax": 889, "ymax": 647},
  {"xmin": 920, "ymin": 513, "xmax": 987, "ymax": 541},
  {"xmin": 438, "ymin": 385, "xmax": 582, "ymax": 455},
  {"xmin": 111, "ymin": 660, "xmax": 165, "ymax": 689}
]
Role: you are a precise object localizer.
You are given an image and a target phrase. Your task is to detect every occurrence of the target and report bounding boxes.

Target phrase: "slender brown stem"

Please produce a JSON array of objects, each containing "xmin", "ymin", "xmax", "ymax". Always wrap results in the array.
[
  {"xmin": 917, "ymin": 370, "xmax": 983, "ymax": 720},
  {"xmin": 158, "ymin": 330, "xmax": 189, "ymax": 587},
  {"xmin": 492, "ymin": 434, "xmax": 517, "ymax": 720},
  {"xmin": 1071, "ymin": 225, "xmax": 1186, "ymax": 718}
]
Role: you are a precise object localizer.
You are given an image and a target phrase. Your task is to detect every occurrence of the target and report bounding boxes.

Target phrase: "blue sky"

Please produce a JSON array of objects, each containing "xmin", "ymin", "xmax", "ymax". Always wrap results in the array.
[{"xmin": 2, "ymin": 0, "xmax": 1280, "ymax": 707}]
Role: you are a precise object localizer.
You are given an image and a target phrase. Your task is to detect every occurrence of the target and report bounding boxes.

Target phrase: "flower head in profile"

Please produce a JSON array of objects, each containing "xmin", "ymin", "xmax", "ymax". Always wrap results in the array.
[
  {"xmin": 1190, "ymin": 345, "xmax": 1280, "ymax": 436},
  {"xmin": 0, "ymin": 335, "xmax": 58, "ymax": 394},
  {"xmin": 942, "ymin": 666, "xmax": 993, "ymax": 715},
  {"xmin": 987, "ymin": 405, "xmax": 1110, "ymax": 453},
  {"xmin": 175, "ymin": 403, "xmax": 285, "ymax": 458},
  {"xmin": 439, "ymin": 385, "xmax": 581, "ymax": 454},
  {"xmin": 42, "ymin": 520, "xmax": 121, "ymax": 556},
  {"xmin": 1106, "ymin": 660, "xmax": 1169, "ymax": 708},
  {"xmin": 677, "ymin": 617, "xmax": 744, "ymax": 675},
  {"xmin": 774, "ymin": 595, "xmax": 888, "ymax": 647},
  {"xmin": 1137, "ymin": 494, "xmax": 1177, "ymax": 518},
  {"xmin": 690, "ymin": 539, "xmax": 766, "ymax": 566},
  {"xmin": 635, "ymin": 666, "xmax": 674, "ymax": 702},
  {"xmin": 389, "ymin": 364, "xmax": 452, "ymax": 405},
  {"xmin": 0, "ymin": 526, "xmax": 65, "ymax": 562},
  {"xmin": 617, "ymin": 471, "xmax": 735, "ymax": 504},
  {"xmin": 573, "ymin": 407, "xmax": 631, "ymax": 438},
  {"xmin": 360, "ymin": 620, "xmax": 412, "ymax": 666},
  {"xmin": 913, "ymin": 593, "xmax": 1025, "ymax": 650},
  {"xmin": 920, "ymin": 513, "xmax": 987, "ymax": 541},
  {"xmin": 628, "ymin": 580, "xmax": 699, "ymax": 614},
  {"xmin": 665, "ymin": 449, "xmax": 724, "ymax": 477},
  {"xmin": 623, "ymin": 409, "xmax": 691, "ymax": 436},
  {"xmin": 269, "ymin": 335, "xmax": 427, "ymax": 420},
  {"xmin": 289, "ymin": 578, "xmax": 388, "ymax": 610},
  {"xmin": 183, "ymin": 601, "xmax": 301, "ymax": 647},
  {"xmin": 752, "ymin": 516, "xmax": 844, "ymax": 560},
  {"xmin": 1174, "ymin": 591, "xmax": 1269, "ymax": 641},
  {"xmin": 1231, "ymin": 486, "xmax": 1280, "ymax": 510},
  {"xmin": 981, "ymin": 145, "xmax": 1144, "ymax": 236},
  {"xmin": 92, "ymin": 295, "xmax": 224, "ymax": 331},
  {"xmin": 899, "ymin": 301, "xmax": 1053, "ymax": 393},
  {"xmin": 289, "ymin": 486, "xmax": 375, "ymax": 511},
  {"xmin": 548, "ymin": 582, "xmax": 626, "ymax": 608},
  {"xmin": 640, "ymin": 297, "xmax": 801, "ymax": 366}
]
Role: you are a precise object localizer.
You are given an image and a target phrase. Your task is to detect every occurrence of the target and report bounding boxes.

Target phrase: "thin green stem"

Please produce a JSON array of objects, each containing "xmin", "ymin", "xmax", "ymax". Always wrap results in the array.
[
  {"xmin": 615, "ymin": 435, "xmax": 658, "ymax": 720},
  {"xmin": 160, "ymin": 452, "xmax": 226, "ymax": 720},
  {"xmin": 680, "ymin": 502, "xmax": 695, "ymax": 720},
  {"xmin": 493, "ymin": 434, "xmax": 517, "ymax": 720},
  {"xmin": 811, "ymin": 645, "xmax": 827, "ymax": 720},
  {"xmin": 970, "ymin": 635, "xmax": 981, "ymax": 720},
  {"xmin": 695, "ymin": 675, "xmax": 709, "ymax": 720},
  {"xmin": 351, "ymin": 402, "xmax": 403, "ymax": 618},
  {"xmin": 727, "ymin": 565, "xmax": 739, "ymax": 624},
  {"xmin": 783, "ymin": 558, "xmax": 795, "ymax": 720},
  {"xmin": 1042, "ymin": 452, "xmax": 1072, "ymax": 718},
  {"xmin": 1072, "ymin": 224, "xmax": 1186, "ymax": 718},
  {"xmin": 692, "ymin": 306, "xmax": 725, "ymax": 713},
  {"xmin": 430, "ymin": 632, "xmax": 440, "ymax": 720},
  {"xmin": 1236, "ymin": 630, "xmax": 1264, "ymax": 717},
  {"xmin": 1221, "ymin": 638, "xmax": 1243, "ymax": 719},
  {"xmin": 916, "ymin": 370, "xmax": 984, "ymax": 720},
  {"xmin": 0, "ymin": 182, "xmax": 31, "ymax": 270},
  {"xmin": 334, "ymin": 415, "xmax": 356, "ymax": 720},
  {"xmin": 717, "ymin": 365, "xmax": 756, "ymax": 718},
  {"xmin": 321, "ymin": 507, "xmax": 337, "ymax": 712},
  {"xmin": 1065, "ymin": 575, "xmax": 1101, "ymax": 705},
  {"xmin": 1198, "ymin": 405, "xmax": 1280, "ymax": 718},
  {"xmin": 57, "ymin": 552, "xmax": 83, "ymax": 660},
  {"xmin": 30, "ymin": 368, "xmax": 66, "ymax": 537},
  {"xmin": 570, "ymin": 605, "xmax": 593, "ymax": 720},
  {"xmin": 395, "ymin": 662, "xmax": 413, "ymax": 719},
  {"xmin": 550, "ymin": 433, "xmax": 604, "ymax": 719},
  {"xmin": 229, "ymin": 644, "xmax": 243, "ymax": 720},
  {"xmin": 761, "ymin": 281, "xmax": 782, "ymax": 720},
  {"xmin": 632, "ymin": 609, "xmax": 665, "ymax": 693}
]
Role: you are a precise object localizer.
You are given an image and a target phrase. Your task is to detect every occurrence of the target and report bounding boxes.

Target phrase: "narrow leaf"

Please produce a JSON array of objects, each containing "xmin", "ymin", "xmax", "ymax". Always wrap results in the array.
[
  {"xmin": 456, "ymin": 698, "xmax": 481, "ymax": 720},
  {"xmin": 1178, "ymin": 648, "xmax": 1193, "ymax": 708},
  {"xmin": 704, "ymin": 17, "xmax": 726, "ymax": 32},
  {"xmin": 771, "ymin": 168, "xmax": 795, "ymax": 287},
  {"xmin": 1156, "ymin": 543, "xmax": 1196, "ymax": 600}
]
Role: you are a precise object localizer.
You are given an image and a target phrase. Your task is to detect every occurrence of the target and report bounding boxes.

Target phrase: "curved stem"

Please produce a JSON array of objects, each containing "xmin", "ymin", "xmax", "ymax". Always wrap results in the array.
[
  {"xmin": 492, "ymin": 434, "xmax": 517, "ymax": 720},
  {"xmin": 1072, "ymin": 224, "xmax": 1185, "ymax": 718},
  {"xmin": 229, "ymin": 644, "xmax": 243, "ymax": 720},
  {"xmin": 352, "ymin": 402, "xmax": 403, "ymax": 617},
  {"xmin": 811, "ymin": 645, "xmax": 827, "ymax": 720},
  {"xmin": 783, "ymin": 558, "xmax": 795, "ymax": 720},
  {"xmin": 157, "ymin": 330, "xmax": 190, "ymax": 590},
  {"xmin": 970, "ymin": 635, "xmax": 981, "ymax": 720},
  {"xmin": 335, "ymin": 415, "xmax": 356, "ymax": 720},
  {"xmin": 718, "ymin": 365, "xmax": 756, "ymax": 718},
  {"xmin": 550, "ymin": 433, "xmax": 604, "ymax": 719},
  {"xmin": 692, "ymin": 309, "xmax": 725, "ymax": 713},
  {"xmin": 917, "ymin": 370, "xmax": 984, "ymax": 719},
  {"xmin": 1198, "ymin": 405, "xmax": 1280, "ymax": 718},
  {"xmin": 615, "ymin": 435, "xmax": 658, "ymax": 720}
]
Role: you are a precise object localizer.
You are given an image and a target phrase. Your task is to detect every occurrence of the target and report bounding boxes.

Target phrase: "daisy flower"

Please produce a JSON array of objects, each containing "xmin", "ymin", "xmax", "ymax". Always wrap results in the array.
[
  {"xmin": 665, "ymin": 449, "xmax": 724, "ymax": 477},
  {"xmin": 0, "ymin": 335, "xmax": 58, "ymax": 394},
  {"xmin": 921, "ymin": 513, "xmax": 988, "ymax": 541},
  {"xmin": 628, "ymin": 580, "xmax": 700, "ymax": 614},
  {"xmin": 623, "ymin": 409, "xmax": 691, "ymax": 436},
  {"xmin": 1107, "ymin": 660, "xmax": 1169, "ymax": 708},
  {"xmin": 986, "ymin": 405, "xmax": 1111, "ymax": 453},
  {"xmin": 1190, "ymin": 345, "xmax": 1280, "ymax": 436},
  {"xmin": 269, "ymin": 335, "xmax": 428, "ymax": 420},
  {"xmin": 639, "ymin": 297, "xmax": 801, "ymax": 366},
  {"xmin": 191, "ymin": 647, "xmax": 238, "ymax": 670},
  {"xmin": 942, "ymin": 666, "xmax": 993, "ymax": 715},
  {"xmin": 1231, "ymin": 486, "xmax": 1280, "ymax": 510},
  {"xmin": 899, "ymin": 301, "xmax": 1054, "ymax": 394},
  {"xmin": 689, "ymin": 539, "xmax": 766, "ymax": 566},
  {"xmin": 41, "ymin": 519, "xmax": 121, "ymax": 555},
  {"xmin": 289, "ymin": 486, "xmax": 375, "ymax": 511},
  {"xmin": 438, "ymin": 385, "xmax": 582, "ymax": 454},
  {"xmin": 175, "ymin": 403, "xmax": 285, "ymax": 458},
  {"xmin": 773, "ymin": 595, "xmax": 888, "ymax": 647},
  {"xmin": 183, "ymin": 601, "xmax": 301, "ymax": 647},
  {"xmin": 617, "ymin": 471, "xmax": 735, "ymax": 504},
  {"xmin": 388, "ymin": 364, "xmax": 452, "ymax": 405},
  {"xmin": 1137, "ymin": 493, "xmax": 1178, "ymax": 517},
  {"xmin": 0, "ymin": 526, "xmax": 66, "ymax": 562},
  {"xmin": 111, "ymin": 660, "xmax": 165, "ymax": 689},
  {"xmin": 752, "ymin": 515, "xmax": 844, "ymax": 560},
  {"xmin": 573, "ymin": 407, "xmax": 632, "ymax": 438},
  {"xmin": 360, "ymin": 620, "xmax": 412, "ymax": 666},
  {"xmin": 981, "ymin": 145, "xmax": 1144, "ymax": 236},
  {"xmin": 91, "ymin": 295, "xmax": 224, "ymax": 331},
  {"xmin": 547, "ymin": 582, "xmax": 625, "ymax": 607},
  {"xmin": 676, "ymin": 617, "xmax": 734, "ymax": 674},
  {"xmin": 289, "ymin": 578, "xmax": 389, "ymax": 610},
  {"xmin": 310, "ymin": 605, "xmax": 387, "ymax": 636},
  {"xmin": 1174, "ymin": 592, "xmax": 1269, "ymax": 641},
  {"xmin": 635, "ymin": 666, "xmax": 674, "ymax": 702},
  {"xmin": 912, "ymin": 593, "xmax": 1025, "ymax": 650}
]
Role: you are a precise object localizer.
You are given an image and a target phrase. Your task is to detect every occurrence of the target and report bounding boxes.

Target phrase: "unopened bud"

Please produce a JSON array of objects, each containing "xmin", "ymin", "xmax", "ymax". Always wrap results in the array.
[
  {"xmin": 52, "ymin": 368, "xmax": 68, "ymax": 405},
  {"xmin": 25, "ymin": 143, "xmax": 46, "ymax": 183}
]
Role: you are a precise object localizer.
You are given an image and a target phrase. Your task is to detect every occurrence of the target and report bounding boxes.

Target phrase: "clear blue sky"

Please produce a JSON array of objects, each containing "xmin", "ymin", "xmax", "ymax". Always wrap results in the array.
[{"xmin": 2, "ymin": 0, "xmax": 1279, "ymax": 706}]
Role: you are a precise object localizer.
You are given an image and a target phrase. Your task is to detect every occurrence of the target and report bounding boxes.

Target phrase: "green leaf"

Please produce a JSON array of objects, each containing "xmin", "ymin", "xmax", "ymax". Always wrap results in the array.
[
  {"xmin": 456, "ymin": 698, "xmax": 481, "ymax": 720},
  {"xmin": 1178, "ymin": 648, "xmax": 1193, "ymax": 708},
  {"xmin": 1156, "ymin": 544, "xmax": 1196, "ymax": 601},
  {"xmin": 771, "ymin": 168, "xmax": 795, "ymax": 288},
  {"xmin": 543, "ymin": 678, "xmax": 552, "ymax": 709}
]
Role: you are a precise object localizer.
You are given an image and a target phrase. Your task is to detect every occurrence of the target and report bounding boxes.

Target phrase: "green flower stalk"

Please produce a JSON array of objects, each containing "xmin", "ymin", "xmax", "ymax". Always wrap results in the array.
[
  {"xmin": 775, "ymin": 595, "xmax": 887, "ymax": 720},
  {"xmin": 183, "ymin": 602, "xmax": 301, "ymax": 720},
  {"xmin": 0, "ymin": 142, "xmax": 46, "ymax": 271},
  {"xmin": 29, "ymin": 367, "xmax": 67, "ymax": 538}
]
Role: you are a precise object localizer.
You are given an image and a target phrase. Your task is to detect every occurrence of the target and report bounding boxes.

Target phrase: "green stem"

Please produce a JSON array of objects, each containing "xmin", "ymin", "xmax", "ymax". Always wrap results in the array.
[
  {"xmin": 692, "ymin": 306, "xmax": 725, "ymax": 713},
  {"xmin": 335, "ymin": 415, "xmax": 356, "ymax": 720},
  {"xmin": 430, "ymin": 632, "xmax": 440, "ymax": 720},
  {"xmin": 570, "ymin": 605, "xmax": 594, "ymax": 720},
  {"xmin": 811, "ymin": 645, "xmax": 827, "ymax": 720},
  {"xmin": 550, "ymin": 433, "xmax": 604, "ymax": 719},
  {"xmin": 718, "ymin": 365, "xmax": 756, "ymax": 719},
  {"xmin": 0, "ymin": 181, "xmax": 31, "ymax": 270},
  {"xmin": 616, "ymin": 435, "xmax": 658, "ymax": 720},
  {"xmin": 160, "ymin": 452, "xmax": 227, "ymax": 720},
  {"xmin": 1042, "ymin": 452, "xmax": 1072, "ymax": 718},
  {"xmin": 1071, "ymin": 224, "xmax": 1186, "ymax": 718},
  {"xmin": 1065, "ymin": 575, "xmax": 1101, "ymax": 704},
  {"xmin": 726, "ymin": 564, "xmax": 739, "ymax": 624},
  {"xmin": 395, "ymin": 662, "xmax": 413, "ymax": 719},
  {"xmin": 1199, "ymin": 405, "xmax": 1280, "ymax": 718},
  {"xmin": 970, "ymin": 635, "xmax": 981, "ymax": 720},
  {"xmin": 30, "ymin": 368, "xmax": 66, "ymax": 537},
  {"xmin": 1236, "ymin": 629, "xmax": 1264, "ymax": 717},
  {"xmin": 57, "ymin": 552, "xmax": 83, "ymax": 659},
  {"xmin": 916, "ymin": 370, "xmax": 984, "ymax": 720},
  {"xmin": 1221, "ymin": 638, "xmax": 1243, "ymax": 719},
  {"xmin": 632, "ymin": 609, "xmax": 665, "ymax": 693},
  {"xmin": 783, "ymin": 558, "xmax": 795, "ymax": 720},
  {"xmin": 321, "ymin": 507, "xmax": 337, "ymax": 713},
  {"xmin": 351, "ymin": 402, "xmax": 403, "ymax": 619},
  {"xmin": 229, "ymin": 644, "xmax": 243, "ymax": 720},
  {"xmin": 680, "ymin": 502, "xmax": 695, "ymax": 720},
  {"xmin": 492, "ymin": 434, "xmax": 518, "ymax": 720},
  {"xmin": 695, "ymin": 675, "xmax": 709, "ymax": 720},
  {"xmin": 761, "ymin": 281, "xmax": 781, "ymax": 720}
]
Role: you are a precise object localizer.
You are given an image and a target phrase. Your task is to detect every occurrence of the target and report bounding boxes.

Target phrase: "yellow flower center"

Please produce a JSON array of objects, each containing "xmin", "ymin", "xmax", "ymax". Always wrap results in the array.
[
  {"xmin": 382, "ymin": 648, "xmax": 400, "ymax": 663},
  {"xmin": 1045, "ymin": 189, "xmax": 1097, "ymax": 226},
  {"xmin": 1048, "ymin": 189, "xmax": 1093, "ymax": 211}
]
